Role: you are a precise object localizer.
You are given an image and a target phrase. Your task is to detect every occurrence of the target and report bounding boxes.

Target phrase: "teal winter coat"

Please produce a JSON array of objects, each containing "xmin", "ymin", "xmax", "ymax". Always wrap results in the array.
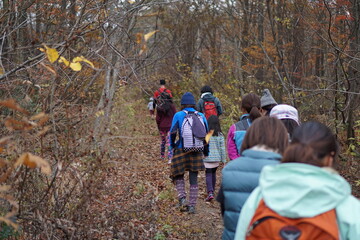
[
  {"xmin": 235, "ymin": 163, "xmax": 360, "ymax": 240},
  {"xmin": 219, "ymin": 148, "xmax": 282, "ymax": 240}
]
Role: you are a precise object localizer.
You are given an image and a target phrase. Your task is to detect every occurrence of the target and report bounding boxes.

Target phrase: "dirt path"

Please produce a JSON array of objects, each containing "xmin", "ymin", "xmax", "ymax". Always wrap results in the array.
[{"xmin": 90, "ymin": 102, "xmax": 224, "ymax": 239}]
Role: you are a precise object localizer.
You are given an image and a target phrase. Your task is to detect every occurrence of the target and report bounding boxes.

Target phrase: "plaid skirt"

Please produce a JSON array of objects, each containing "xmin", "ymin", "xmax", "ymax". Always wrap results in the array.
[{"xmin": 170, "ymin": 148, "xmax": 205, "ymax": 179}]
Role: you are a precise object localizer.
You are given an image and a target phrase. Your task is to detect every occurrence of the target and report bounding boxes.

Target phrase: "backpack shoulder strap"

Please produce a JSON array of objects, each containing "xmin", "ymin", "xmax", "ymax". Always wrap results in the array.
[{"xmin": 235, "ymin": 118, "xmax": 250, "ymax": 131}]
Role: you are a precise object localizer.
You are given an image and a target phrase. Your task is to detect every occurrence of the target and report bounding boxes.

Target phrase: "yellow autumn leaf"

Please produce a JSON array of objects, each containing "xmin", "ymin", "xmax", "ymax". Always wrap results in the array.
[
  {"xmin": 95, "ymin": 110, "xmax": 105, "ymax": 117},
  {"xmin": 205, "ymin": 130, "xmax": 214, "ymax": 144},
  {"xmin": 128, "ymin": 0, "xmax": 135, "ymax": 3},
  {"xmin": 15, "ymin": 153, "xmax": 51, "ymax": 175},
  {"xmin": 70, "ymin": 62, "xmax": 82, "ymax": 71},
  {"xmin": 0, "ymin": 67, "xmax": 4, "ymax": 75},
  {"xmin": 58, "ymin": 56, "xmax": 70, "ymax": 66},
  {"xmin": 139, "ymin": 44, "xmax": 147, "ymax": 55},
  {"xmin": 73, "ymin": 56, "xmax": 95, "ymax": 68},
  {"xmin": 43, "ymin": 44, "xmax": 59, "ymax": 63},
  {"xmin": 144, "ymin": 30, "xmax": 158, "ymax": 42}
]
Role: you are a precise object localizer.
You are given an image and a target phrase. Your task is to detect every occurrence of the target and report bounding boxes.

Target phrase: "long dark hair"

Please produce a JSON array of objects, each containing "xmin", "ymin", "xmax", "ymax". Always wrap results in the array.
[
  {"xmin": 282, "ymin": 121, "xmax": 338, "ymax": 167},
  {"xmin": 207, "ymin": 115, "xmax": 222, "ymax": 136},
  {"xmin": 240, "ymin": 117, "xmax": 289, "ymax": 154},
  {"xmin": 242, "ymin": 93, "xmax": 261, "ymax": 121}
]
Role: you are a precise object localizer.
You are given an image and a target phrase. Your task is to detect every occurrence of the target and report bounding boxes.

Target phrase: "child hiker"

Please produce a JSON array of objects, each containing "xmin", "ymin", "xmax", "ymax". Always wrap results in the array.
[
  {"xmin": 147, "ymin": 97, "xmax": 155, "ymax": 118},
  {"xmin": 169, "ymin": 92, "xmax": 208, "ymax": 214},
  {"xmin": 203, "ymin": 115, "xmax": 226, "ymax": 201},
  {"xmin": 235, "ymin": 121, "xmax": 360, "ymax": 240}
]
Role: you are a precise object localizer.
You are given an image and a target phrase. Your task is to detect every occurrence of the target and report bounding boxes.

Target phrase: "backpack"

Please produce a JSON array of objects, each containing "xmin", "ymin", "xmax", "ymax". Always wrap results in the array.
[
  {"xmin": 245, "ymin": 200, "xmax": 339, "ymax": 240},
  {"xmin": 203, "ymin": 101, "xmax": 218, "ymax": 119},
  {"xmin": 156, "ymin": 89, "xmax": 172, "ymax": 112},
  {"xmin": 181, "ymin": 111, "xmax": 207, "ymax": 152}
]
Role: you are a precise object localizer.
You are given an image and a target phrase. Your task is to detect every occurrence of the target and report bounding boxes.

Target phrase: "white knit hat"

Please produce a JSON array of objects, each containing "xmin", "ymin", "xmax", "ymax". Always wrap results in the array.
[{"xmin": 270, "ymin": 104, "xmax": 300, "ymax": 125}]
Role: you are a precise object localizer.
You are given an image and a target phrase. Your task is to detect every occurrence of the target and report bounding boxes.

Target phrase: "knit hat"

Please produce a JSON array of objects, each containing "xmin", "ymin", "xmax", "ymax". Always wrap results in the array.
[
  {"xmin": 270, "ymin": 104, "xmax": 300, "ymax": 125},
  {"xmin": 180, "ymin": 92, "xmax": 196, "ymax": 105},
  {"xmin": 159, "ymin": 79, "xmax": 166, "ymax": 85},
  {"xmin": 261, "ymin": 89, "xmax": 277, "ymax": 107}
]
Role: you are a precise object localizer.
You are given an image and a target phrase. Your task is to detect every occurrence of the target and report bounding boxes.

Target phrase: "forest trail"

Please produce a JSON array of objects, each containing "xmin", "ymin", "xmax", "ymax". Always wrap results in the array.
[{"xmin": 89, "ymin": 98, "xmax": 224, "ymax": 239}]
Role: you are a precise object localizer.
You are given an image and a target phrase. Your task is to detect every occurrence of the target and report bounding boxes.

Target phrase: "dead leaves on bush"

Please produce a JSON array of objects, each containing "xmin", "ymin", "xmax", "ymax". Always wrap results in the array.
[
  {"xmin": 0, "ymin": 99, "xmax": 51, "ymax": 229},
  {"xmin": 0, "ymin": 99, "xmax": 29, "ymax": 115},
  {"xmin": 15, "ymin": 153, "xmax": 51, "ymax": 175}
]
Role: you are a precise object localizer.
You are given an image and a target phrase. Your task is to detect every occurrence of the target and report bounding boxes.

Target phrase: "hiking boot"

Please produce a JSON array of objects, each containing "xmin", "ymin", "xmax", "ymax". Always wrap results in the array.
[
  {"xmin": 180, "ymin": 205, "xmax": 196, "ymax": 214},
  {"xmin": 205, "ymin": 193, "xmax": 214, "ymax": 202},
  {"xmin": 187, "ymin": 205, "xmax": 196, "ymax": 214},
  {"xmin": 177, "ymin": 197, "xmax": 187, "ymax": 208}
]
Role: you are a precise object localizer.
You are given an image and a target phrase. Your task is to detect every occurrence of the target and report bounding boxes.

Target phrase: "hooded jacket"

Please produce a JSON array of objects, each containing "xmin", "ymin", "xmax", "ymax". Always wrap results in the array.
[
  {"xmin": 196, "ymin": 92, "xmax": 223, "ymax": 116},
  {"xmin": 234, "ymin": 163, "xmax": 360, "ymax": 240}
]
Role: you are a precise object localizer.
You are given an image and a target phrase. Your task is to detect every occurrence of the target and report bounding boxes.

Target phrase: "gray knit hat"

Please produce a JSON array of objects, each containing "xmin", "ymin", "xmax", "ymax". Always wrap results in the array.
[{"xmin": 261, "ymin": 89, "xmax": 277, "ymax": 107}]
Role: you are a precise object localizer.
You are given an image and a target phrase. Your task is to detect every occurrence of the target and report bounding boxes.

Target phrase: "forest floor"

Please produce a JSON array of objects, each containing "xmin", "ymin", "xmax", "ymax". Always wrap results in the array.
[{"xmin": 86, "ymin": 94, "xmax": 359, "ymax": 239}]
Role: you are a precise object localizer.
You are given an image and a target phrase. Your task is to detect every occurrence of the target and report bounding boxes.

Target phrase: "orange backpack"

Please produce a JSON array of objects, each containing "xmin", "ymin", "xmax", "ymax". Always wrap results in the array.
[{"xmin": 245, "ymin": 200, "xmax": 339, "ymax": 240}]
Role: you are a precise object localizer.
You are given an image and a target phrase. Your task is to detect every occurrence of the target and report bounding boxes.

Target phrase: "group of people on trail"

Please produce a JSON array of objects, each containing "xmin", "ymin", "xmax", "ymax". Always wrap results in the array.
[{"xmin": 148, "ymin": 80, "xmax": 360, "ymax": 239}]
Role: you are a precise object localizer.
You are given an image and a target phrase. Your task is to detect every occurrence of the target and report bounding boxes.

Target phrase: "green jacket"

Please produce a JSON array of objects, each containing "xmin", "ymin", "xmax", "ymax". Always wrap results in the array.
[{"xmin": 235, "ymin": 163, "xmax": 360, "ymax": 240}]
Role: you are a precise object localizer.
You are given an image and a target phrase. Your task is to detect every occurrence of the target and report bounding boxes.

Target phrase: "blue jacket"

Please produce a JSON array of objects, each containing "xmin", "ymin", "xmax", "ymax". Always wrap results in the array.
[
  {"xmin": 235, "ymin": 163, "xmax": 360, "ymax": 240},
  {"xmin": 227, "ymin": 114, "xmax": 251, "ymax": 160},
  {"xmin": 219, "ymin": 148, "xmax": 282, "ymax": 240},
  {"xmin": 169, "ymin": 108, "xmax": 208, "ymax": 149}
]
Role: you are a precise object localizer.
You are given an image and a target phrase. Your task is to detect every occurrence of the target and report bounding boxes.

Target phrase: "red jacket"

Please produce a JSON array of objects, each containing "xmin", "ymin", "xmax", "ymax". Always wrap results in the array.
[{"xmin": 154, "ymin": 87, "xmax": 173, "ymax": 99}]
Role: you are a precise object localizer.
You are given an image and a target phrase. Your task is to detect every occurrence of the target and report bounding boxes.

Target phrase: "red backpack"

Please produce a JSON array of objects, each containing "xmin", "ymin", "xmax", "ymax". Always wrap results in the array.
[
  {"xmin": 246, "ymin": 200, "xmax": 339, "ymax": 240},
  {"xmin": 203, "ymin": 101, "xmax": 217, "ymax": 119}
]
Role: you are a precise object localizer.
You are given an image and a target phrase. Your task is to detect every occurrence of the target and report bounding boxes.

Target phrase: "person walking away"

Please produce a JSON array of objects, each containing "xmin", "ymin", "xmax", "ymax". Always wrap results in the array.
[
  {"xmin": 156, "ymin": 93, "xmax": 176, "ymax": 161},
  {"xmin": 196, "ymin": 85, "xmax": 223, "ymax": 119},
  {"xmin": 227, "ymin": 93, "xmax": 261, "ymax": 160},
  {"xmin": 147, "ymin": 97, "xmax": 155, "ymax": 118},
  {"xmin": 153, "ymin": 79, "xmax": 172, "ymax": 103},
  {"xmin": 203, "ymin": 115, "xmax": 227, "ymax": 202},
  {"xmin": 218, "ymin": 117, "xmax": 289, "ymax": 240},
  {"xmin": 235, "ymin": 121, "xmax": 360, "ymax": 240},
  {"xmin": 169, "ymin": 92, "xmax": 208, "ymax": 214},
  {"xmin": 270, "ymin": 104, "xmax": 300, "ymax": 140},
  {"xmin": 260, "ymin": 89, "xmax": 277, "ymax": 116}
]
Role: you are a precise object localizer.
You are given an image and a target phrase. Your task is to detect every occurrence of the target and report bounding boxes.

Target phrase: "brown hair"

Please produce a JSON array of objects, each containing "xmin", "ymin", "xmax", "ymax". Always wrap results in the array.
[
  {"xmin": 242, "ymin": 93, "xmax": 261, "ymax": 121},
  {"xmin": 282, "ymin": 121, "xmax": 338, "ymax": 167},
  {"xmin": 240, "ymin": 117, "xmax": 289, "ymax": 154}
]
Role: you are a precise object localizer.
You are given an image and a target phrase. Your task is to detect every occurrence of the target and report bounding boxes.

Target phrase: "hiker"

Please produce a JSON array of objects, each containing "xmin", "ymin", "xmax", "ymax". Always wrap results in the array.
[
  {"xmin": 218, "ymin": 117, "xmax": 289, "ymax": 240},
  {"xmin": 147, "ymin": 97, "xmax": 155, "ymax": 118},
  {"xmin": 196, "ymin": 85, "xmax": 223, "ymax": 119},
  {"xmin": 169, "ymin": 92, "xmax": 208, "ymax": 214},
  {"xmin": 235, "ymin": 121, "xmax": 360, "ymax": 240},
  {"xmin": 155, "ymin": 93, "xmax": 176, "ymax": 161},
  {"xmin": 260, "ymin": 89, "xmax": 277, "ymax": 116},
  {"xmin": 227, "ymin": 93, "xmax": 261, "ymax": 160},
  {"xmin": 270, "ymin": 104, "xmax": 300, "ymax": 140},
  {"xmin": 153, "ymin": 79, "xmax": 172, "ymax": 102},
  {"xmin": 203, "ymin": 115, "xmax": 226, "ymax": 202}
]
